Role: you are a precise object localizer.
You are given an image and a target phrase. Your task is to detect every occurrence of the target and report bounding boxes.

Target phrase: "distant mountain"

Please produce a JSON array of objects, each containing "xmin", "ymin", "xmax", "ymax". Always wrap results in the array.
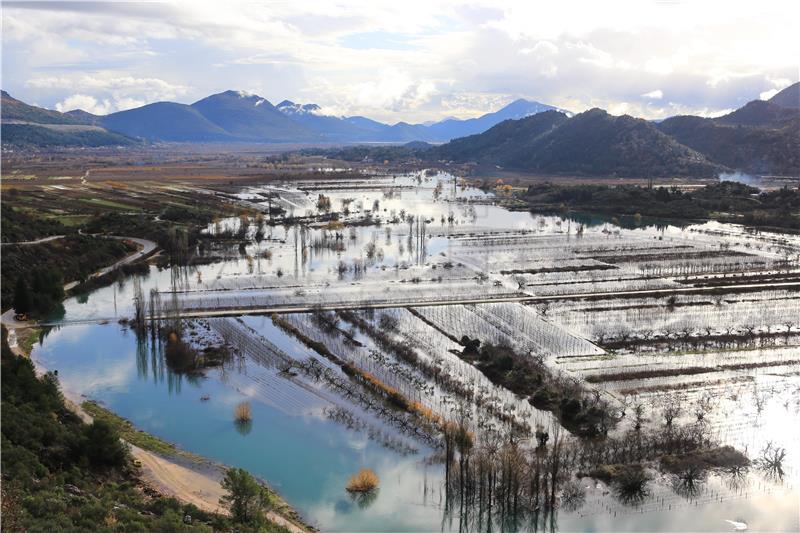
[
  {"xmin": 276, "ymin": 100, "xmax": 322, "ymax": 115},
  {"xmin": 425, "ymin": 99, "xmax": 569, "ymax": 141},
  {"xmin": 99, "ymin": 102, "xmax": 233, "ymax": 142},
  {"xmin": 275, "ymin": 100, "xmax": 387, "ymax": 142},
  {"xmin": 432, "ymin": 110, "xmax": 569, "ymax": 163},
  {"xmin": 273, "ymin": 97, "xmax": 564, "ymax": 142},
  {"xmin": 1, "ymin": 90, "xmax": 135, "ymax": 147},
  {"xmin": 66, "ymin": 109, "xmax": 101, "ymax": 125},
  {"xmin": 768, "ymin": 82, "xmax": 800, "ymax": 109},
  {"xmin": 191, "ymin": 91, "xmax": 312, "ymax": 142},
  {"xmin": 432, "ymin": 109, "xmax": 723, "ymax": 178},
  {"xmin": 2, "ymin": 90, "xmax": 568, "ymax": 144}
]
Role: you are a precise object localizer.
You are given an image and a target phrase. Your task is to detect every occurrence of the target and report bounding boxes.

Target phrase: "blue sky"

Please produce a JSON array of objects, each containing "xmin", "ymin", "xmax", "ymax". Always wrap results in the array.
[{"xmin": 2, "ymin": 0, "xmax": 798, "ymax": 122}]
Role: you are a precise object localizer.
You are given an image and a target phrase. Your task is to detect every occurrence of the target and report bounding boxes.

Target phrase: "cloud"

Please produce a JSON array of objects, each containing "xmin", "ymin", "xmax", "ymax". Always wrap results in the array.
[
  {"xmin": 2, "ymin": 0, "xmax": 799, "ymax": 122},
  {"xmin": 26, "ymin": 73, "xmax": 188, "ymax": 113},
  {"xmin": 55, "ymin": 94, "xmax": 113, "ymax": 114}
]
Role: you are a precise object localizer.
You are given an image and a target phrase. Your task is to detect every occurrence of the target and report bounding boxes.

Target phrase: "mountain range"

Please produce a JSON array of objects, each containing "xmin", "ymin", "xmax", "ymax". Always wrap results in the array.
[
  {"xmin": 0, "ymin": 89, "xmax": 566, "ymax": 145},
  {"xmin": 427, "ymin": 83, "xmax": 800, "ymax": 177},
  {"xmin": 2, "ymin": 83, "xmax": 798, "ymax": 177}
]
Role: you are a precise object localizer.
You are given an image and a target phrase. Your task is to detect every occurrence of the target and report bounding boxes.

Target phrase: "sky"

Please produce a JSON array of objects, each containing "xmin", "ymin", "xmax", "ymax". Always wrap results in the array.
[{"xmin": 2, "ymin": 0, "xmax": 799, "ymax": 123}]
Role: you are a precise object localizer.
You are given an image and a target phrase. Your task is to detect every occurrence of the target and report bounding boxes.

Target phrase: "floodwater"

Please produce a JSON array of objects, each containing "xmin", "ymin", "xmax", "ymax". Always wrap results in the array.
[{"xmin": 32, "ymin": 173, "xmax": 799, "ymax": 531}]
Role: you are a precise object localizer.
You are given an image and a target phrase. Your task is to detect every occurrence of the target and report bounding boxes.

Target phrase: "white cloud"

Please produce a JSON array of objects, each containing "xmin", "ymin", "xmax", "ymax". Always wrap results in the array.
[
  {"xmin": 2, "ymin": 0, "xmax": 798, "ymax": 122},
  {"xmin": 642, "ymin": 89, "xmax": 663, "ymax": 100},
  {"xmin": 55, "ymin": 94, "xmax": 113, "ymax": 114},
  {"xmin": 759, "ymin": 88, "xmax": 780, "ymax": 100}
]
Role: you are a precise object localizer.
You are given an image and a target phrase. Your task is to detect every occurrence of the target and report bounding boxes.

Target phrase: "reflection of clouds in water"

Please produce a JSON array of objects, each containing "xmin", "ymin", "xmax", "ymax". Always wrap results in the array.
[
  {"xmin": 39, "ymin": 323, "xmax": 94, "ymax": 347},
  {"xmin": 131, "ymin": 406, "xmax": 168, "ymax": 431},
  {"xmin": 34, "ymin": 324, "xmax": 137, "ymax": 396},
  {"xmin": 305, "ymin": 455, "xmax": 444, "ymax": 531},
  {"xmin": 58, "ymin": 356, "xmax": 135, "ymax": 396},
  {"xmin": 345, "ymin": 434, "xmax": 368, "ymax": 452}
]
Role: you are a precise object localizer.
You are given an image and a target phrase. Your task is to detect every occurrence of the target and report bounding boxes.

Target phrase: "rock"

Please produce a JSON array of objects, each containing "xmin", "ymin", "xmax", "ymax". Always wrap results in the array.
[{"xmin": 64, "ymin": 483, "xmax": 83, "ymax": 496}]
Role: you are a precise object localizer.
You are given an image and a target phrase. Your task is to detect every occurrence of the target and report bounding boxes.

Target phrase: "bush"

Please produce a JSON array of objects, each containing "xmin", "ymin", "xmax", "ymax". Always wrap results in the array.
[
  {"xmin": 235, "ymin": 401, "xmax": 252, "ymax": 423},
  {"xmin": 346, "ymin": 468, "xmax": 380, "ymax": 493}
]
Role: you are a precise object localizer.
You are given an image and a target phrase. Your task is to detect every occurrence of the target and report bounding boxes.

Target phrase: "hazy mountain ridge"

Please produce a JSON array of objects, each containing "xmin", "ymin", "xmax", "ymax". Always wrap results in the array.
[{"xmin": 3, "ymin": 89, "xmax": 567, "ymax": 144}]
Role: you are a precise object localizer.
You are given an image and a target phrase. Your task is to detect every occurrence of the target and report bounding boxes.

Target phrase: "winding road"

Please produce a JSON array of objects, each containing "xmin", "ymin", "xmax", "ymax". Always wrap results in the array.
[{"xmin": 1, "ymin": 235, "xmax": 158, "ymax": 327}]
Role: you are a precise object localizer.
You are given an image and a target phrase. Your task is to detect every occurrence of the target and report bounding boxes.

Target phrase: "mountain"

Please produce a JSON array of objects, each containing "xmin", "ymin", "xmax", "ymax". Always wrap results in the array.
[
  {"xmin": 715, "ymin": 99, "xmax": 800, "ymax": 128},
  {"xmin": 190, "ymin": 90, "xmax": 312, "ymax": 142},
  {"xmin": 432, "ymin": 108, "xmax": 723, "ymax": 178},
  {"xmin": 99, "ymin": 102, "xmax": 233, "ymax": 142},
  {"xmin": 658, "ymin": 112, "xmax": 800, "ymax": 175},
  {"xmin": 768, "ymin": 82, "xmax": 800, "ymax": 109},
  {"xmin": 2, "ymin": 90, "xmax": 568, "ymax": 144},
  {"xmin": 425, "ymin": 99, "xmax": 568, "ymax": 141},
  {"xmin": 432, "ymin": 110, "xmax": 569, "ymax": 163},
  {"xmin": 1, "ymin": 90, "xmax": 82, "ymax": 125},
  {"xmin": 1, "ymin": 91, "xmax": 135, "ymax": 147},
  {"xmin": 276, "ymin": 100, "xmax": 322, "ymax": 115},
  {"xmin": 275, "ymin": 99, "xmax": 389, "ymax": 141},
  {"xmin": 272, "ymin": 97, "xmax": 564, "ymax": 142},
  {"xmin": 66, "ymin": 109, "xmax": 102, "ymax": 125}
]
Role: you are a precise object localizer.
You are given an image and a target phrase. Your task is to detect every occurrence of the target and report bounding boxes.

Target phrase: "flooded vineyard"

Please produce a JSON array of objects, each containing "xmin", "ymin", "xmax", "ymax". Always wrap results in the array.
[{"xmin": 33, "ymin": 172, "xmax": 799, "ymax": 531}]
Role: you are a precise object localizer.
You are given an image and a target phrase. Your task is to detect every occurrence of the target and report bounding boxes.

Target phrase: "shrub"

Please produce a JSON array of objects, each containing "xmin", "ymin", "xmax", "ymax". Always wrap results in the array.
[
  {"xmin": 346, "ymin": 468, "xmax": 379, "ymax": 493},
  {"xmin": 235, "ymin": 401, "xmax": 252, "ymax": 423}
]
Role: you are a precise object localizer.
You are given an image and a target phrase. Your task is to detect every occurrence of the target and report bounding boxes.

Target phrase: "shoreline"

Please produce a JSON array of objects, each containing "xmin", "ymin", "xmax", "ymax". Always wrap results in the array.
[
  {"xmin": 2, "ymin": 237, "xmax": 312, "ymax": 533},
  {"xmin": 27, "ymin": 342, "xmax": 313, "ymax": 533}
]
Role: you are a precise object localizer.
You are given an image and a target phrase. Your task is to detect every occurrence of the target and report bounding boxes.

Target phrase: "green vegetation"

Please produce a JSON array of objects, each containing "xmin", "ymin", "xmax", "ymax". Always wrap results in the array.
[
  {"xmin": 81, "ymin": 401, "xmax": 207, "ymax": 464},
  {"xmin": 1, "ymin": 203, "xmax": 71, "ymax": 243},
  {"xmin": 11, "ymin": 268, "xmax": 63, "ymax": 316},
  {"xmin": 522, "ymin": 181, "xmax": 800, "ymax": 229},
  {"xmin": 84, "ymin": 213, "xmax": 202, "ymax": 265},
  {"xmin": 1, "ymin": 90, "xmax": 84, "ymax": 125},
  {"xmin": 1, "ymin": 329, "xmax": 293, "ymax": 532},
  {"xmin": 1, "ymin": 123, "xmax": 135, "ymax": 148},
  {"xmin": 1, "ymin": 235, "xmax": 133, "ymax": 312},
  {"xmin": 0, "ymin": 329, "xmax": 219, "ymax": 531},
  {"xmin": 219, "ymin": 468, "xmax": 274, "ymax": 527}
]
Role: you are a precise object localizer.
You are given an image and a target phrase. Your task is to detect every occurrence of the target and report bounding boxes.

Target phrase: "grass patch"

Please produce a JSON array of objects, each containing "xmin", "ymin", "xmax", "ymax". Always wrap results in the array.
[
  {"xmin": 15, "ymin": 327, "xmax": 42, "ymax": 355},
  {"xmin": 80, "ymin": 197, "xmax": 136, "ymax": 210},
  {"xmin": 81, "ymin": 400, "xmax": 207, "ymax": 464},
  {"xmin": 49, "ymin": 214, "xmax": 92, "ymax": 227}
]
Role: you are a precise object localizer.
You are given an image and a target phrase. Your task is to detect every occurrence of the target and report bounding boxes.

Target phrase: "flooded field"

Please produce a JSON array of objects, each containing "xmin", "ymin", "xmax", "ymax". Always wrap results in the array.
[{"xmin": 32, "ymin": 172, "xmax": 799, "ymax": 531}]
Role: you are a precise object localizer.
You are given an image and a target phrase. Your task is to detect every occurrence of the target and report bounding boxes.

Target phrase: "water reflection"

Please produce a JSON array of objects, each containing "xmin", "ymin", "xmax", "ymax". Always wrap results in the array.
[{"xmin": 28, "ymin": 173, "xmax": 800, "ymax": 531}]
